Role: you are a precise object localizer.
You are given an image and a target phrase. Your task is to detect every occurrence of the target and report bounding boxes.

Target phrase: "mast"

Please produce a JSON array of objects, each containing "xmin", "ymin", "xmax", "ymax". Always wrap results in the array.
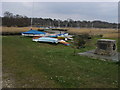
[
  {"xmin": 31, "ymin": 1, "xmax": 34, "ymax": 30},
  {"xmin": 31, "ymin": 17, "xmax": 33, "ymax": 29}
]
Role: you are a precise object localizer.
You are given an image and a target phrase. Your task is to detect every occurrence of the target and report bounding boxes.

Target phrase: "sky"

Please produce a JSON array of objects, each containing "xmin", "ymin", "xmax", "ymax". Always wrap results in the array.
[{"xmin": 1, "ymin": 1, "xmax": 119, "ymax": 23}]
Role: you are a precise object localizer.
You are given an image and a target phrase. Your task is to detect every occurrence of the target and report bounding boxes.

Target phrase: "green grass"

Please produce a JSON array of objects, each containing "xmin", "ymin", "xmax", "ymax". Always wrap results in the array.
[{"xmin": 2, "ymin": 36, "xmax": 118, "ymax": 88}]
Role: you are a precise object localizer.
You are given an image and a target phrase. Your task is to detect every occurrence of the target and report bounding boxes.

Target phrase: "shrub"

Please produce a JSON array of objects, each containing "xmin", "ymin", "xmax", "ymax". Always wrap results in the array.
[{"xmin": 73, "ymin": 33, "xmax": 91, "ymax": 49}]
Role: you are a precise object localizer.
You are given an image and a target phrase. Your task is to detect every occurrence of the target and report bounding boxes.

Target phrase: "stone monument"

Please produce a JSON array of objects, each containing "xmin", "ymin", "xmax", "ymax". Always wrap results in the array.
[{"xmin": 94, "ymin": 39, "xmax": 117, "ymax": 56}]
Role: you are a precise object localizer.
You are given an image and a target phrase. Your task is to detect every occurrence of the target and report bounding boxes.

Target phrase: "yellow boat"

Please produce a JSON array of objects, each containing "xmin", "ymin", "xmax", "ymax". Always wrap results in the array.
[{"xmin": 57, "ymin": 36, "xmax": 65, "ymax": 40}]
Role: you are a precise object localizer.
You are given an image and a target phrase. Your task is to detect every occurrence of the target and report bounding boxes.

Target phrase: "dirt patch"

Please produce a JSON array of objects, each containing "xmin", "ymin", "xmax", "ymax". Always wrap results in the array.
[{"xmin": 2, "ymin": 72, "xmax": 15, "ymax": 88}]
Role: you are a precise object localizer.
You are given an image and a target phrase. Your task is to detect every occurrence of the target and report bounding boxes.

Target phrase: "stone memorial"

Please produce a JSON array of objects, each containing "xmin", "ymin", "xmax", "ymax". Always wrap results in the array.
[{"xmin": 94, "ymin": 39, "xmax": 117, "ymax": 56}]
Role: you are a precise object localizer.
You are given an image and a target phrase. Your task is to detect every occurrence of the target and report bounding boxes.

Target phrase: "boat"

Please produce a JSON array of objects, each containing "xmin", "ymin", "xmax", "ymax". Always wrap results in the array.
[
  {"xmin": 32, "ymin": 37, "xmax": 59, "ymax": 44},
  {"xmin": 21, "ymin": 29, "xmax": 46, "ymax": 36},
  {"xmin": 59, "ymin": 40, "xmax": 70, "ymax": 46}
]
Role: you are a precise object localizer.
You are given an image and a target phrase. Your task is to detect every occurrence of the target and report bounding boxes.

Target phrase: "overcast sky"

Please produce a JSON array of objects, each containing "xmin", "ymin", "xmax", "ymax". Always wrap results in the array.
[{"xmin": 2, "ymin": 2, "xmax": 118, "ymax": 23}]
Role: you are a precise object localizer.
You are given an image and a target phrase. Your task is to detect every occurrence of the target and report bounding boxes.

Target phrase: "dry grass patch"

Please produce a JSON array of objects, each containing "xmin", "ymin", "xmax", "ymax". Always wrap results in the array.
[
  {"xmin": 1, "ymin": 27, "xmax": 119, "ymax": 38},
  {"xmin": 103, "ymin": 33, "xmax": 120, "ymax": 38},
  {"xmin": 67, "ymin": 28, "xmax": 118, "ymax": 38},
  {"xmin": 68, "ymin": 28, "xmax": 118, "ymax": 34},
  {"xmin": 1, "ymin": 27, "xmax": 39, "ymax": 33}
]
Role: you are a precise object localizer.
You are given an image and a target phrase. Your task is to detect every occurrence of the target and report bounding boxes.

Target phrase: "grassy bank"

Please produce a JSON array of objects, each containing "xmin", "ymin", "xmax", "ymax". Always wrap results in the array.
[{"xmin": 2, "ymin": 36, "xmax": 118, "ymax": 88}]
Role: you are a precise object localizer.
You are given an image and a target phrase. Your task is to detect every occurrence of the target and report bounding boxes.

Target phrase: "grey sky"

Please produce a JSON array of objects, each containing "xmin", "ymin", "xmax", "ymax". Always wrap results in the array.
[{"xmin": 2, "ymin": 2, "xmax": 118, "ymax": 23}]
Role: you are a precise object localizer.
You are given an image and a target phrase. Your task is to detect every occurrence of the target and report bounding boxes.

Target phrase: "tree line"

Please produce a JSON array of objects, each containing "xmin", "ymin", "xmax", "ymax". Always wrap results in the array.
[{"xmin": 1, "ymin": 11, "xmax": 118, "ymax": 29}]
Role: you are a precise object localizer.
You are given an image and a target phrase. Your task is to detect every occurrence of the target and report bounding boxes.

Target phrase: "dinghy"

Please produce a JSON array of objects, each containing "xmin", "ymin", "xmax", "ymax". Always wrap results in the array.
[
  {"xmin": 59, "ymin": 40, "xmax": 70, "ymax": 46},
  {"xmin": 33, "ymin": 37, "xmax": 59, "ymax": 44}
]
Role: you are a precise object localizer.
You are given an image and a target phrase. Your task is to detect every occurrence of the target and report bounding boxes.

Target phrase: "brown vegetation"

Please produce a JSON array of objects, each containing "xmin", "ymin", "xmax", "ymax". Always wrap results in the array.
[
  {"xmin": 1, "ymin": 27, "xmax": 119, "ymax": 38},
  {"xmin": 1, "ymin": 27, "xmax": 38, "ymax": 33},
  {"xmin": 67, "ymin": 28, "xmax": 119, "ymax": 38}
]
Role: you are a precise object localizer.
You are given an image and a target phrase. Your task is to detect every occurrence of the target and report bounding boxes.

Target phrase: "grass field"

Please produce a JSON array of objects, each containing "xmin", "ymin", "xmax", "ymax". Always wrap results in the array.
[{"xmin": 2, "ymin": 35, "xmax": 118, "ymax": 88}]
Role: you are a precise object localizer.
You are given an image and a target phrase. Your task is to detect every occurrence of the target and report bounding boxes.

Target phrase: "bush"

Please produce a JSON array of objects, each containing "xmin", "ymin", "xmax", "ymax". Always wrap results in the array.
[{"xmin": 73, "ymin": 33, "xmax": 90, "ymax": 49}]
